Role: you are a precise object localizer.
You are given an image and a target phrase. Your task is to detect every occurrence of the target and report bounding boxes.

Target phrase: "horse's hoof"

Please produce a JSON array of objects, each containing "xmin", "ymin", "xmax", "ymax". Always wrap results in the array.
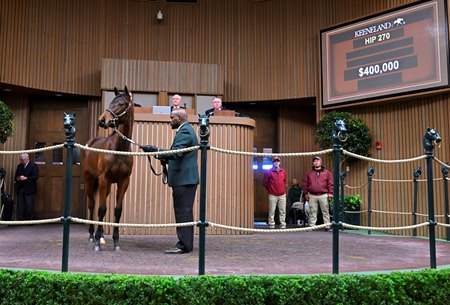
[
  {"xmin": 89, "ymin": 237, "xmax": 94, "ymax": 243},
  {"xmin": 100, "ymin": 237, "xmax": 106, "ymax": 245},
  {"xmin": 114, "ymin": 246, "xmax": 121, "ymax": 252},
  {"xmin": 94, "ymin": 245, "xmax": 101, "ymax": 252}
]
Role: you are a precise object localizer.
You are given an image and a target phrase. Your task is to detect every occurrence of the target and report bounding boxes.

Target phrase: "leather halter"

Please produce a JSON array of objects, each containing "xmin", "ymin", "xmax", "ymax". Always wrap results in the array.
[{"xmin": 105, "ymin": 100, "xmax": 131, "ymax": 128}]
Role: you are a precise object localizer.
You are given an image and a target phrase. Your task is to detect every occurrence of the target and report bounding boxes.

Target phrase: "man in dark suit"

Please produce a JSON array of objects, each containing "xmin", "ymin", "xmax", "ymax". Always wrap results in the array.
[
  {"xmin": 170, "ymin": 94, "xmax": 186, "ymax": 112},
  {"xmin": 14, "ymin": 153, "xmax": 39, "ymax": 220},
  {"xmin": 141, "ymin": 109, "xmax": 199, "ymax": 254},
  {"xmin": 205, "ymin": 97, "xmax": 227, "ymax": 116}
]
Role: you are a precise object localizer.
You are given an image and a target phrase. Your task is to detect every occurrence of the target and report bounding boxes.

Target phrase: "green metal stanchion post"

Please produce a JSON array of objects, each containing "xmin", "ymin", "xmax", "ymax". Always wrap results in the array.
[
  {"xmin": 367, "ymin": 167, "xmax": 374, "ymax": 235},
  {"xmin": 423, "ymin": 128, "xmax": 441, "ymax": 269},
  {"xmin": 339, "ymin": 171, "xmax": 347, "ymax": 230},
  {"xmin": 412, "ymin": 167, "xmax": 422, "ymax": 237},
  {"xmin": 441, "ymin": 164, "xmax": 449, "ymax": 241},
  {"xmin": 61, "ymin": 113, "xmax": 76, "ymax": 272},
  {"xmin": 197, "ymin": 114, "xmax": 210, "ymax": 275},
  {"xmin": 332, "ymin": 120, "xmax": 347, "ymax": 274}
]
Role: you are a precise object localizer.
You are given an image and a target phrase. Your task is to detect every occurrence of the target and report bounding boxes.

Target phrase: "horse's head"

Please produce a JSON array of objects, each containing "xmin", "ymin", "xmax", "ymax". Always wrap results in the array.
[
  {"xmin": 198, "ymin": 114, "xmax": 210, "ymax": 142},
  {"xmin": 332, "ymin": 119, "xmax": 348, "ymax": 143},
  {"xmin": 63, "ymin": 112, "xmax": 76, "ymax": 140},
  {"xmin": 423, "ymin": 127, "xmax": 442, "ymax": 151},
  {"xmin": 98, "ymin": 86, "xmax": 132, "ymax": 129}
]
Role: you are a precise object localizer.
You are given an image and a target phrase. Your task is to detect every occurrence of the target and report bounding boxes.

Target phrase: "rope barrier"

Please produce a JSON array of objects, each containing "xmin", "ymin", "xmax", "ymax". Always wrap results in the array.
[
  {"xmin": 210, "ymin": 147, "xmax": 333, "ymax": 158},
  {"xmin": 0, "ymin": 218, "xmax": 61, "ymax": 225},
  {"xmin": 343, "ymin": 209, "xmax": 368, "ymax": 214},
  {"xmin": 209, "ymin": 223, "xmax": 331, "ymax": 233},
  {"xmin": 370, "ymin": 210, "xmax": 447, "ymax": 218},
  {"xmin": 344, "ymin": 182, "xmax": 368, "ymax": 189},
  {"xmin": 434, "ymin": 157, "xmax": 450, "ymax": 169},
  {"xmin": 70, "ymin": 217, "xmax": 197, "ymax": 228},
  {"xmin": 0, "ymin": 144, "xmax": 65, "ymax": 155},
  {"xmin": 342, "ymin": 222, "xmax": 429, "ymax": 231},
  {"xmin": 343, "ymin": 150, "xmax": 426, "ymax": 163},
  {"xmin": 0, "ymin": 144, "xmax": 447, "ymax": 235},
  {"xmin": 2, "ymin": 217, "xmax": 449, "ymax": 233},
  {"xmin": 371, "ymin": 209, "xmax": 421, "ymax": 216},
  {"xmin": 74, "ymin": 143, "xmax": 199, "ymax": 156}
]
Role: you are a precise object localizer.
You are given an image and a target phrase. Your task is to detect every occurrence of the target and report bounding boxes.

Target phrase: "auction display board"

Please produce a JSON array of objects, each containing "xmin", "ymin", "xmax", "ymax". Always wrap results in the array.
[{"xmin": 321, "ymin": 0, "xmax": 449, "ymax": 108}]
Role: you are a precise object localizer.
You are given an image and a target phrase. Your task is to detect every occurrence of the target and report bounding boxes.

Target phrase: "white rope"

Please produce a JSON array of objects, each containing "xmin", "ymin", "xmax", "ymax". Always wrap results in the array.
[
  {"xmin": 343, "ymin": 150, "xmax": 426, "ymax": 163},
  {"xmin": 372, "ymin": 209, "xmax": 419, "ymax": 216},
  {"xmin": 344, "ymin": 182, "xmax": 368, "ymax": 189},
  {"xmin": 342, "ymin": 222, "xmax": 429, "ymax": 231},
  {"xmin": 70, "ymin": 217, "xmax": 197, "ymax": 228},
  {"xmin": 0, "ymin": 218, "xmax": 61, "ymax": 225},
  {"xmin": 371, "ymin": 210, "xmax": 447, "ymax": 218},
  {"xmin": 343, "ymin": 209, "xmax": 368, "ymax": 214},
  {"xmin": 0, "ymin": 144, "xmax": 65, "ymax": 155},
  {"xmin": 209, "ymin": 223, "xmax": 331, "ymax": 233},
  {"xmin": 434, "ymin": 157, "xmax": 450, "ymax": 169},
  {"xmin": 2, "ymin": 217, "xmax": 449, "ymax": 234},
  {"xmin": 74, "ymin": 143, "xmax": 199, "ymax": 156},
  {"xmin": 209, "ymin": 146, "xmax": 333, "ymax": 157}
]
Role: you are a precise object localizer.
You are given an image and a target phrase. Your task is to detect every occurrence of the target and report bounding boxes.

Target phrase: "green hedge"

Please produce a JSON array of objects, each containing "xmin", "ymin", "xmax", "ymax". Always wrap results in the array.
[{"xmin": 0, "ymin": 268, "xmax": 449, "ymax": 304}]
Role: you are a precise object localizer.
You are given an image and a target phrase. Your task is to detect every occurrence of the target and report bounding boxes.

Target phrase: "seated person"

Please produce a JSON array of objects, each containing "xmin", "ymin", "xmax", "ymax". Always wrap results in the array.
[
  {"xmin": 170, "ymin": 94, "xmax": 186, "ymax": 111},
  {"xmin": 205, "ymin": 97, "xmax": 227, "ymax": 116},
  {"xmin": 287, "ymin": 178, "xmax": 310, "ymax": 225}
]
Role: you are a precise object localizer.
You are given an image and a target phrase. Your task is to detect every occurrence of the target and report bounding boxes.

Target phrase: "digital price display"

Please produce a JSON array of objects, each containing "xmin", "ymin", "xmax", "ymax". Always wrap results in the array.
[{"xmin": 321, "ymin": 0, "xmax": 449, "ymax": 108}]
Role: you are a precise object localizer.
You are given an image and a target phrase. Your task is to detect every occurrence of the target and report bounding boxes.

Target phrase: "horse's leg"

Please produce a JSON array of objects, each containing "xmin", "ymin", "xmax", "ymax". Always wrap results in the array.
[
  {"xmin": 94, "ymin": 179, "xmax": 111, "ymax": 252},
  {"xmin": 84, "ymin": 174, "xmax": 96, "ymax": 243},
  {"xmin": 113, "ymin": 177, "xmax": 130, "ymax": 251}
]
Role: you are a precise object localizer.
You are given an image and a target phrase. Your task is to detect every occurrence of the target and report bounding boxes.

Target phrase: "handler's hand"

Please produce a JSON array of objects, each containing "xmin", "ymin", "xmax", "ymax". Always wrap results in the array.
[{"xmin": 140, "ymin": 145, "xmax": 158, "ymax": 152}]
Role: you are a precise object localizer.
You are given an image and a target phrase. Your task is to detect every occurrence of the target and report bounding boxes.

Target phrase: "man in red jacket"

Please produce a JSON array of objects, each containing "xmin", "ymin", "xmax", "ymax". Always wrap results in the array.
[
  {"xmin": 263, "ymin": 156, "xmax": 287, "ymax": 229},
  {"xmin": 302, "ymin": 156, "xmax": 333, "ymax": 229}
]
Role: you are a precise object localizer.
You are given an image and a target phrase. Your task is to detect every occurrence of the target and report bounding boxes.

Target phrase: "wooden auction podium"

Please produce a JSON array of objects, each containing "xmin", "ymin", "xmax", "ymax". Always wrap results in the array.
[
  {"xmin": 213, "ymin": 110, "xmax": 235, "ymax": 117},
  {"xmin": 134, "ymin": 107, "xmax": 195, "ymax": 115},
  {"xmin": 104, "ymin": 112, "xmax": 256, "ymax": 235}
]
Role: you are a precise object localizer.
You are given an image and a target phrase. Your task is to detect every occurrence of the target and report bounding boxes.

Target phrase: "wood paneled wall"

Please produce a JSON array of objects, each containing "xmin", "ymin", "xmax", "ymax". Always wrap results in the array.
[
  {"xmin": 0, "ymin": 0, "xmax": 415, "ymax": 100},
  {"xmin": 0, "ymin": 94, "xmax": 29, "ymax": 197},
  {"xmin": 101, "ymin": 58, "xmax": 222, "ymax": 94}
]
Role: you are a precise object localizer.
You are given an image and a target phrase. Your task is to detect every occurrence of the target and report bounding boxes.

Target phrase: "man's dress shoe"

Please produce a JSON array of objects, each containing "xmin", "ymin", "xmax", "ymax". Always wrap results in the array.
[{"xmin": 164, "ymin": 247, "xmax": 186, "ymax": 254}]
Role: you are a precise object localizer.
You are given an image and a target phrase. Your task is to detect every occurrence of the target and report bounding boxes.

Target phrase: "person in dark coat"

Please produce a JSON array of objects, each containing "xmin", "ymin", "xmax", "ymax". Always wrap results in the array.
[
  {"xmin": 14, "ymin": 153, "xmax": 39, "ymax": 220},
  {"xmin": 141, "ymin": 109, "xmax": 199, "ymax": 254}
]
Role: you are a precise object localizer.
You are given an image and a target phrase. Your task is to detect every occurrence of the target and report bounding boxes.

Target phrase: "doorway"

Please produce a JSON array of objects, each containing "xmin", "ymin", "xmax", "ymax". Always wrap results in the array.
[{"xmin": 29, "ymin": 98, "xmax": 88, "ymax": 219}]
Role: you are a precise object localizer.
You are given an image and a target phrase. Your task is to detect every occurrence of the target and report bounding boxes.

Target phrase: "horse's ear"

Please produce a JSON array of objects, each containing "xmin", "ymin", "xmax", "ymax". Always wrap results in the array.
[
  {"xmin": 114, "ymin": 87, "xmax": 119, "ymax": 96},
  {"xmin": 124, "ymin": 86, "xmax": 130, "ymax": 100}
]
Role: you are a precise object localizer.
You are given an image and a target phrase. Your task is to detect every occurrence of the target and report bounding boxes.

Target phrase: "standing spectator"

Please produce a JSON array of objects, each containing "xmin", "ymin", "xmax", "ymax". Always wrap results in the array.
[
  {"xmin": 302, "ymin": 156, "xmax": 333, "ymax": 229},
  {"xmin": 141, "ymin": 109, "xmax": 199, "ymax": 254},
  {"xmin": 205, "ymin": 97, "xmax": 227, "ymax": 116},
  {"xmin": 263, "ymin": 156, "xmax": 287, "ymax": 229},
  {"xmin": 170, "ymin": 94, "xmax": 186, "ymax": 111},
  {"xmin": 14, "ymin": 153, "xmax": 39, "ymax": 220}
]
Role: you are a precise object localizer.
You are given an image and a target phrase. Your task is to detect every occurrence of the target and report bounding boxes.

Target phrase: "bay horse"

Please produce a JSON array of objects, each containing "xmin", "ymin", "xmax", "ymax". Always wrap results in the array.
[{"xmin": 81, "ymin": 86, "xmax": 134, "ymax": 251}]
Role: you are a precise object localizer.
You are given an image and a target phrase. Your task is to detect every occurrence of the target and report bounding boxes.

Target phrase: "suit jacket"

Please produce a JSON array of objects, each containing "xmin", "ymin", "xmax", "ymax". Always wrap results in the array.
[
  {"xmin": 14, "ymin": 161, "xmax": 39, "ymax": 195},
  {"xmin": 205, "ymin": 106, "xmax": 227, "ymax": 116},
  {"xmin": 159, "ymin": 123, "xmax": 199, "ymax": 187},
  {"xmin": 170, "ymin": 105, "xmax": 186, "ymax": 112}
]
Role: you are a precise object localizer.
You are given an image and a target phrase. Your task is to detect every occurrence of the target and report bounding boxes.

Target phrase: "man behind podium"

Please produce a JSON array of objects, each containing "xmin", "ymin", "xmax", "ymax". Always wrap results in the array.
[
  {"xmin": 170, "ymin": 94, "xmax": 186, "ymax": 111},
  {"xmin": 205, "ymin": 97, "xmax": 227, "ymax": 116}
]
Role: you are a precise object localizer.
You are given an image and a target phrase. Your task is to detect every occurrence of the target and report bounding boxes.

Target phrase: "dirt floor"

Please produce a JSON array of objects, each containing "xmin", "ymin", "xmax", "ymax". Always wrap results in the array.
[{"xmin": 0, "ymin": 223, "xmax": 449, "ymax": 276}]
